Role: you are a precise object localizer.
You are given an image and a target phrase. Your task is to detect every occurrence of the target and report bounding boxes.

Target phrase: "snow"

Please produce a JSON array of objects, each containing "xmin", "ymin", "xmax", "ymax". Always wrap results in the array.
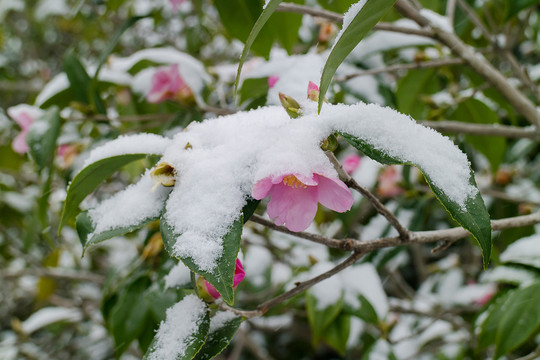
[
  {"xmin": 481, "ymin": 265, "xmax": 538, "ymax": 287},
  {"xmin": 500, "ymin": 234, "xmax": 540, "ymax": 268},
  {"xmin": 7, "ymin": 104, "xmax": 44, "ymax": 122},
  {"xmin": 87, "ymin": 170, "xmax": 170, "ymax": 236},
  {"xmin": 164, "ymin": 262, "xmax": 192, "ymax": 289},
  {"xmin": 34, "ymin": 0, "xmax": 69, "ymax": 21},
  {"xmin": 82, "ymin": 133, "xmax": 170, "ymax": 168},
  {"xmin": 34, "ymin": 73, "xmax": 69, "ymax": 106},
  {"xmin": 244, "ymin": 245, "xmax": 273, "ymax": 287},
  {"xmin": 0, "ymin": 0, "xmax": 24, "ymax": 21},
  {"xmin": 20, "ymin": 307, "xmax": 83, "ymax": 334},
  {"xmin": 148, "ymin": 295, "xmax": 207, "ymax": 360},
  {"xmin": 420, "ymin": 9, "xmax": 453, "ymax": 33},
  {"xmin": 208, "ymin": 311, "xmax": 237, "ymax": 333}
]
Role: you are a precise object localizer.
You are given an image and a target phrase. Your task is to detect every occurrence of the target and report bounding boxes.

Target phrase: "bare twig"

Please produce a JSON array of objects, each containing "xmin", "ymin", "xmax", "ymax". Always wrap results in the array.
[
  {"xmin": 326, "ymin": 151, "xmax": 411, "ymax": 241},
  {"xmin": 336, "ymin": 58, "xmax": 465, "ymax": 82},
  {"xmin": 2, "ymin": 268, "xmax": 104, "ymax": 284},
  {"xmin": 221, "ymin": 251, "xmax": 365, "ymax": 318},
  {"xmin": 446, "ymin": 0, "xmax": 457, "ymax": 26},
  {"xmin": 421, "ymin": 120, "xmax": 539, "ymax": 140},
  {"xmin": 394, "ymin": 0, "xmax": 540, "ymax": 128}
]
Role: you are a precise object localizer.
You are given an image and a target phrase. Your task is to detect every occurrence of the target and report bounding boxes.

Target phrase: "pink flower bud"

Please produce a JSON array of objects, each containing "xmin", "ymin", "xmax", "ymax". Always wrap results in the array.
[
  {"xmin": 203, "ymin": 259, "xmax": 245, "ymax": 299},
  {"xmin": 169, "ymin": 0, "xmax": 185, "ymax": 12},
  {"xmin": 268, "ymin": 75, "xmax": 279, "ymax": 89},
  {"xmin": 7, "ymin": 105, "xmax": 44, "ymax": 155},
  {"xmin": 307, "ymin": 81, "xmax": 320, "ymax": 101},
  {"xmin": 377, "ymin": 166, "xmax": 404, "ymax": 198},
  {"xmin": 342, "ymin": 154, "xmax": 362, "ymax": 175}
]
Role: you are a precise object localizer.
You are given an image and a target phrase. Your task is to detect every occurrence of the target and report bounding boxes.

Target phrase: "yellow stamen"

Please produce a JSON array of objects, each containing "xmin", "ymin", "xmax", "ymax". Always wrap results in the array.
[{"xmin": 283, "ymin": 175, "xmax": 307, "ymax": 189}]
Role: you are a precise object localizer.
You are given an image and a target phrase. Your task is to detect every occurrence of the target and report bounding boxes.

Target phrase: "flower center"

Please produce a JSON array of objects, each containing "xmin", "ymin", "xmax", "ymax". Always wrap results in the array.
[{"xmin": 283, "ymin": 175, "xmax": 307, "ymax": 189}]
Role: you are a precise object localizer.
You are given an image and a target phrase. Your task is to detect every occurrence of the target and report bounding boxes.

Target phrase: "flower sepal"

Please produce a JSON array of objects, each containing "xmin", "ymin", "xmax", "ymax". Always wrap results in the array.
[{"xmin": 279, "ymin": 92, "xmax": 302, "ymax": 119}]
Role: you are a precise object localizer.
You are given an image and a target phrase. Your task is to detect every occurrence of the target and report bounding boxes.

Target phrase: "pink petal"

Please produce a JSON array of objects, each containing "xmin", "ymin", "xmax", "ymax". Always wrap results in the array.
[
  {"xmin": 267, "ymin": 183, "xmax": 318, "ymax": 232},
  {"xmin": 268, "ymin": 76, "xmax": 279, "ymax": 88},
  {"xmin": 308, "ymin": 81, "xmax": 319, "ymax": 93},
  {"xmin": 252, "ymin": 177, "xmax": 274, "ymax": 200},
  {"xmin": 377, "ymin": 166, "xmax": 404, "ymax": 197},
  {"xmin": 13, "ymin": 112, "xmax": 34, "ymax": 130},
  {"xmin": 204, "ymin": 280, "xmax": 221, "ymax": 299},
  {"xmin": 233, "ymin": 259, "xmax": 245, "ymax": 287},
  {"xmin": 342, "ymin": 154, "xmax": 362, "ymax": 175},
  {"xmin": 12, "ymin": 131, "xmax": 30, "ymax": 154},
  {"xmin": 316, "ymin": 175, "xmax": 353, "ymax": 213}
]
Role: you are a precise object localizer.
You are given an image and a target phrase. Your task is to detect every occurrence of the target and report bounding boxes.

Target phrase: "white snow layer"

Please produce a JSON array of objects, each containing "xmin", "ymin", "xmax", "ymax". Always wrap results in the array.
[
  {"xmin": 208, "ymin": 311, "xmax": 237, "ymax": 333},
  {"xmin": 87, "ymin": 170, "xmax": 170, "ymax": 236},
  {"xmin": 500, "ymin": 234, "xmax": 540, "ymax": 268},
  {"xmin": 20, "ymin": 307, "xmax": 83, "ymax": 334},
  {"xmin": 88, "ymin": 101, "xmax": 475, "ymax": 274},
  {"xmin": 164, "ymin": 262, "xmax": 192, "ymax": 289},
  {"xmin": 82, "ymin": 133, "xmax": 170, "ymax": 168},
  {"xmin": 148, "ymin": 295, "xmax": 207, "ymax": 360}
]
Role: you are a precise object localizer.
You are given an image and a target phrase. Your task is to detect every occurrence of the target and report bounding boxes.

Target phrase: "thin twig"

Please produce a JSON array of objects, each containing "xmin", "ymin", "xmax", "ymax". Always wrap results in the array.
[
  {"xmin": 326, "ymin": 151, "xmax": 411, "ymax": 241},
  {"xmin": 336, "ymin": 58, "xmax": 464, "ymax": 82},
  {"xmin": 221, "ymin": 251, "xmax": 365, "ymax": 318},
  {"xmin": 446, "ymin": 0, "xmax": 457, "ymax": 26},
  {"xmin": 421, "ymin": 120, "xmax": 539, "ymax": 140},
  {"xmin": 2, "ymin": 268, "xmax": 104, "ymax": 284},
  {"xmin": 394, "ymin": 0, "xmax": 540, "ymax": 128}
]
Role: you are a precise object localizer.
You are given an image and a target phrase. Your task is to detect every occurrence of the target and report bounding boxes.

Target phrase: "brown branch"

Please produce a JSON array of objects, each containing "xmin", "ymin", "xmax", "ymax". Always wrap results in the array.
[
  {"xmin": 421, "ymin": 120, "xmax": 539, "ymax": 140},
  {"xmin": 394, "ymin": 0, "xmax": 540, "ymax": 128},
  {"xmin": 326, "ymin": 151, "xmax": 411, "ymax": 241},
  {"xmin": 221, "ymin": 251, "xmax": 365, "ymax": 318},
  {"xmin": 336, "ymin": 58, "xmax": 465, "ymax": 82}
]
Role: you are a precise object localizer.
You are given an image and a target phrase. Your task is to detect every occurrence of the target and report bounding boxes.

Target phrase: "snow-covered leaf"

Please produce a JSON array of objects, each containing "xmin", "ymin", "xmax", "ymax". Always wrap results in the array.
[{"xmin": 194, "ymin": 312, "xmax": 243, "ymax": 360}]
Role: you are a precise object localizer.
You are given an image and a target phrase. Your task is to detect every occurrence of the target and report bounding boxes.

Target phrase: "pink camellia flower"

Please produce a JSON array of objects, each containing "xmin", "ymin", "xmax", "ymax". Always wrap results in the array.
[
  {"xmin": 377, "ymin": 166, "xmax": 404, "ymax": 197},
  {"xmin": 7, "ymin": 105, "xmax": 43, "ymax": 155},
  {"xmin": 252, "ymin": 173, "xmax": 354, "ymax": 232},
  {"xmin": 204, "ymin": 259, "xmax": 245, "ymax": 299},
  {"xmin": 146, "ymin": 64, "xmax": 192, "ymax": 104},
  {"xmin": 169, "ymin": 0, "xmax": 185, "ymax": 12},
  {"xmin": 342, "ymin": 154, "xmax": 362, "ymax": 175},
  {"xmin": 307, "ymin": 81, "xmax": 319, "ymax": 101},
  {"xmin": 268, "ymin": 75, "xmax": 279, "ymax": 89}
]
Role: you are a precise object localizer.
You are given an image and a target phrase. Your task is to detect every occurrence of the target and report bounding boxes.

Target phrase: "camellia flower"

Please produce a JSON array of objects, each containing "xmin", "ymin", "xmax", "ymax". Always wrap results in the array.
[
  {"xmin": 342, "ymin": 154, "xmax": 362, "ymax": 175},
  {"xmin": 252, "ymin": 173, "xmax": 354, "ymax": 232},
  {"xmin": 268, "ymin": 75, "xmax": 279, "ymax": 88},
  {"xmin": 169, "ymin": 0, "xmax": 185, "ymax": 12},
  {"xmin": 7, "ymin": 105, "xmax": 43, "ymax": 155},
  {"xmin": 203, "ymin": 259, "xmax": 245, "ymax": 299},
  {"xmin": 146, "ymin": 64, "xmax": 193, "ymax": 104},
  {"xmin": 377, "ymin": 166, "xmax": 404, "ymax": 197}
]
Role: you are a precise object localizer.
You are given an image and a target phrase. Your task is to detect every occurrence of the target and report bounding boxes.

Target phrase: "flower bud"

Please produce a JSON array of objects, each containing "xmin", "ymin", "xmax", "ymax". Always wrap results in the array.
[
  {"xmin": 307, "ymin": 81, "xmax": 320, "ymax": 102},
  {"xmin": 321, "ymin": 134, "xmax": 338, "ymax": 152},
  {"xmin": 279, "ymin": 92, "xmax": 302, "ymax": 118},
  {"xmin": 150, "ymin": 162, "xmax": 176, "ymax": 187},
  {"xmin": 196, "ymin": 276, "xmax": 218, "ymax": 303}
]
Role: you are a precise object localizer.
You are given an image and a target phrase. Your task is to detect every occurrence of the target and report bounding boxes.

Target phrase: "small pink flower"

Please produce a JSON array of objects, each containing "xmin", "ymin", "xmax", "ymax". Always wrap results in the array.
[
  {"xmin": 307, "ymin": 81, "xmax": 319, "ymax": 101},
  {"xmin": 377, "ymin": 166, "xmax": 404, "ymax": 197},
  {"xmin": 342, "ymin": 154, "xmax": 362, "ymax": 175},
  {"xmin": 204, "ymin": 259, "xmax": 245, "ymax": 299},
  {"xmin": 146, "ymin": 65, "xmax": 192, "ymax": 104},
  {"xmin": 252, "ymin": 173, "xmax": 353, "ymax": 232},
  {"xmin": 268, "ymin": 76, "xmax": 279, "ymax": 89},
  {"xmin": 7, "ymin": 105, "xmax": 43, "ymax": 155},
  {"xmin": 169, "ymin": 0, "xmax": 185, "ymax": 12}
]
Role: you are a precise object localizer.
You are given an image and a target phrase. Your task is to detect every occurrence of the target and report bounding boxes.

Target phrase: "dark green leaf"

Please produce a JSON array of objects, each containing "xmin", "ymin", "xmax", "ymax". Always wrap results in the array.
[
  {"xmin": 306, "ymin": 292, "xmax": 344, "ymax": 342},
  {"xmin": 344, "ymin": 294, "xmax": 379, "ymax": 325},
  {"xmin": 507, "ymin": 0, "xmax": 539, "ymax": 19},
  {"xmin": 161, "ymin": 218, "xmax": 243, "ymax": 305},
  {"xmin": 341, "ymin": 132, "xmax": 492, "ymax": 268},
  {"xmin": 317, "ymin": 0, "xmax": 357, "ymax": 13},
  {"xmin": 234, "ymin": 0, "xmax": 283, "ymax": 95},
  {"xmin": 396, "ymin": 68, "xmax": 436, "ymax": 119},
  {"xmin": 26, "ymin": 107, "xmax": 61, "ymax": 173},
  {"xmin": 318, "ymin": 0, "xmax": 397, "ymax": 113},
  {"xmin": 239, "ymin": 78, "xmax": 270, "ymax": 104},
  {"xmin": 494, "ymin": 282, "xmax": 540, "ymax": 358},
  {"xmin": 63, "ymin": 51, "xmax": 92, "ymax": 105},
  {"xmin": 143, "ymin": 303, "xmax": 210, "ymax": 360},
  {"xmin": 477, "ymin": 291, "xmax": 512, "ymax": 351},
  {"xmin": 76, "ymin": 210, "xmax": 160, "ymax": 252},
  {"xmin": 321, "ymin": 313, "xmax": 350, "ymax": 355},
  {"xmin": 59, "ymin": 154, "xmax": 152, "ymax": 232},
  {"xmin": 242, "ymin": 197, "xmax": 260, "ymax": 223},
  {"xmin": 194, "ymin": 314, "xmax": 243, "ymax": 360},
  {"xmin": 144, "ymin": 286, "xmax": 185, "ymax": 323}
]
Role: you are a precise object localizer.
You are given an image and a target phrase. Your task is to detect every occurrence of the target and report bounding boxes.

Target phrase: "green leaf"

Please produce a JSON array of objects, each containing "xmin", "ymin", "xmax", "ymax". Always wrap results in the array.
[
  {"xmin": 161, "ymin": 217, "xmax": 243, "ymax": 305},
  {"xmin": 451, "ymin": 98, "xmax": 506, "ymax": 173},
  {"xmin": 507, "ymin": 0, "xmax": 539, "ymax": 19},
  {"xmin": 494, "ymin": 282, "xmax": 540, "ymax": 358},
  {"xmin": 76, "ymin": 210, "xmax": 160, "ymax": 252},
  {"xmin": 321, "ymin": 313, "xmax": 351, "ymax": 355},
  {"xmin": 318, "ymin": 0, "xmax": 397, "ymax": 113},
  {"xmin": 234, "ymin": 0, "xmax": 283, "ymax": 95},
  {"xmin": 341, "ymin": 132, "xmax": 492, "ymax": 268},
  {"xmin": 144, "ymin": 286, "xmax": 185, "ymax": 323},
  {"xmin": 143, "ymin": 303, "xmax": 210, "ymax": 360},
  {"xmin": 110, "ymin": 276, "xmax": 152, "ymax": 357},
  {"xmin": 194, "ymin": 314, "xmax": 243, "ymax": 360},
  {"xmin": 242, "ymin": 197, "xmax": 260, "ymax": 223},
  {"xmin": 344, "ymin": 294, "xmax": 379, "ymax": 325},
  {"xmin": 477, "ymin": 291, "xmax": 512, "ymax": 351},
  {"xmin": 396, "ymin": 68, "xmax": 437, "ymax": 119},
  {"xmin": 59, "ymin": 154, "xmax": 151, "ymax": 232},
  {"xmin": 26, "ymin": 107, "xmax": 61, "ymax": 173},
  {"xmin": 317, "ymin": 0, "xmax": 357, "ymax": 13},
  {"xmin": 63, "ymin": 51, "xmax": 92, "ymax": 105},
  {"xmin": 239, "ymin": 77, "xmax": 270, "ymax": 104},
  {"xmin": 306, "ymin": 292, "xmax": 344, "ymax": 342}
]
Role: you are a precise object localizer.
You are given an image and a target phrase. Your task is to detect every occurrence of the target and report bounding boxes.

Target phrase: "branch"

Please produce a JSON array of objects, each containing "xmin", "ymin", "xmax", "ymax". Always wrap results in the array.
[
  {"xmin": 326, "ymin": 151, "xmax": 411, "ymax": 241},
  {"xmin": 276, "ymin": 3, "xmax": 433, "ymax": 37},
  {"xmin": 2, "ymin": 268, "xmax": 104, "ymax": 284},
  {"xmin": 336, "ymin": 58, "xmax": 465, "ymax": 82},
  {"xmin": 394, "ymin": 0, "xmax": 540, "ymax": 128},
  {"xmin": 221, "ymin": 251, "xmax": 365, "ymax": 318},
  {"xmin": 421, "ymin": 120, "xmax": 539, "ymax": 140}
]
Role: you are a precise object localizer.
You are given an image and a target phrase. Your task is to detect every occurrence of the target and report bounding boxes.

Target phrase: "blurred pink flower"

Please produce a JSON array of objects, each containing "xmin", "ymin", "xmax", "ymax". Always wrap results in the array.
[
  {"xmin": 146, "ymin": 65, "xmax": 192, "ymax": 104},
  {"xmin": 252, "ymin": 173, "xmax": 353, "ymax": 232},
  {"xmin": 342, "ymin": 154, "xmax": 362, "ymax": 175},
  {"xmin": 268, "ymin": 76, "xmax": 279, "ymax": 88},
  {"xmin": 169, "ymin": 0, "xmax": 185, "ymax": 12},
  {"xmin": 204, "ymin": 259, "xmax": 245, "ymax": 299},
  {"xmin": 307, "ymin": 81, "xmax": 319, "ymax": 101},
  {"xmin": 7, "ymin": 105, "xmax": 43, "ymax": 155},
  {"xmin": 377, "ymin": 166, "xmax": 404, "ymax": 197}
]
